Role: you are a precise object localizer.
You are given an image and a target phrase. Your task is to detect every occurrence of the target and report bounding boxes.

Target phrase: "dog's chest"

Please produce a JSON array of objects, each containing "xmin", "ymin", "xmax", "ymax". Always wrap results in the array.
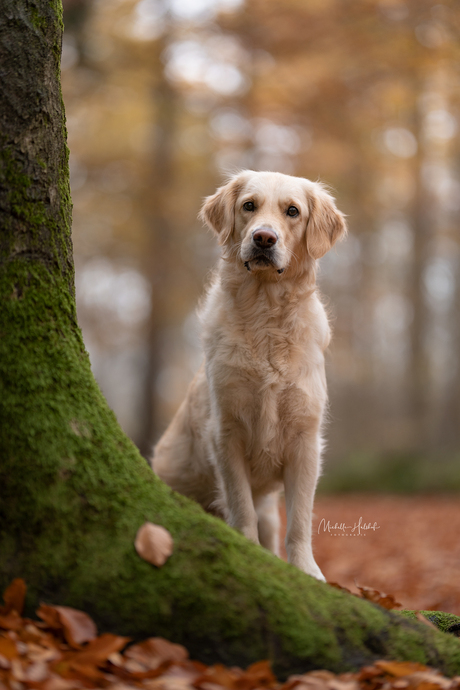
[
  {"xmin": 232, "ymin": 375, "xmax": 321, "ymax": 492},
  {"xmin": 203, "ymin": 283, "xmax": 329, "ymax": 482},
  {"xmin": 211, "ymin": 329, "xmax": 325, "ymax": 465},
  {"xmin": 223, "ymin": 304, "xmax": 319, "ymax": 384}
]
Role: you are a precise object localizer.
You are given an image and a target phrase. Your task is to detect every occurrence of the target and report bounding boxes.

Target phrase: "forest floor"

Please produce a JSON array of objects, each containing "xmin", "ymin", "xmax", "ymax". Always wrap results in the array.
[
  {"xmin": 2, "ymin": 495, "xmax": 460, "ymax": 690},
  {"xmin": 280, "ymin": 494, "xmax": 460, "ymax": 616}
]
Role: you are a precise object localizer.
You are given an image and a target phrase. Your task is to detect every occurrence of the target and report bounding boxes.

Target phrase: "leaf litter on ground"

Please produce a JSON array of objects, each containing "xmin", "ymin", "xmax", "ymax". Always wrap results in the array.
[
  {"xmin": 304, "ymin": 496, "xmax": 460, "ymax": 615},
  {"xmin": 1, "ymin": 580, "xmax": 460, "ymax": 690}
]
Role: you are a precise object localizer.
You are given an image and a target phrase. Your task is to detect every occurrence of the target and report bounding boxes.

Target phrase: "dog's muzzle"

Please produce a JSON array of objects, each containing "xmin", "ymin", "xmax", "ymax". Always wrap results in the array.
[{"xmin": 243, "ymin": 227, "xmax": 284, "ymax": 273}]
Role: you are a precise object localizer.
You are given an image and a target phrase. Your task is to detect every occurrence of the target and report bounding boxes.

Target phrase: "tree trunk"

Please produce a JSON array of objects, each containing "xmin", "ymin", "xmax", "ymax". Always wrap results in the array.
[
  {"xmin": 1, "ymin": 0, "xmax": 460, "ymax": 679},
  {"xmin": 138, "ymin": 32, "xmax": 178, "ymax": 457}
]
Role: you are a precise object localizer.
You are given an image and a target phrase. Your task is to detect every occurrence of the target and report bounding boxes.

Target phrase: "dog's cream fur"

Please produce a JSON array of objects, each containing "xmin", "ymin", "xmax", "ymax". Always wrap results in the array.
[{"xmin": 151, "ymin": 170, "xmax": 346, "ymax": 580}]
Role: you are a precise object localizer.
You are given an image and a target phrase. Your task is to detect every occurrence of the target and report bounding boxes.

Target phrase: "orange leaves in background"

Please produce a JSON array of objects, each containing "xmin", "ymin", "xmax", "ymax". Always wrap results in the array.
[
  {"xmin": 1, "ymin": 579, "xmax": 460, "ymax": 690},
  {"xmin": 293, "ymin": 496, "xmax": 460, "ymax": 616}
]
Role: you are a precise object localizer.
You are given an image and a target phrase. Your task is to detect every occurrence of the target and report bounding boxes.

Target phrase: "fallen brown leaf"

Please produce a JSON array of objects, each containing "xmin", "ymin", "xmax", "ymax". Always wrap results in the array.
[
  {"xmin": 38, "ymin": 603, "xmax": 98, "ymax": 647},
  {"xmin": 410, "ymin": 670, "xmax": 453, "ymax": 690},
  {"xmin": 328, "ymin": 678, "xmax": 359, "ymax": 690},
  {"xmin": 240, "ymin": 659, "xmax": 276, "ymax": 688},
  {"xmin": 414, "ymin": 613, "xmax": 438, "ymax": 631},
  {"xmin": 355, "ymin": 584, "xmax": 402, "ymax": 610},
  {"xmin": 194, "ymin": 663, "xmax": 241, "ymax": 690},
  {"xmin": 24, "ymin": 659, "xmax": 49, "ymax": 682},
  {"xmin": 0, "ymin": 636, "xmax": 18, "ymax": 660},
  {"xmin": 374, "ymin": 661, "xmax": 429, "ymax": 677},
  {"xmin": 0, "ymin": 611, "xmax": 22, "ymax": 632},
  {"xmin": 42, "ymin": 675, "xmax": 76, "ymax": 690},
  {"xmin": 72, "ymin": 632, "xmax": 130, "ymax": 665},
  {"xmin": 328, "ymin": 583, "xmax": 353, "ymax": 595},
  {"xmin": 356, "ymin": 665, "xmax": 384, "ymax": 682},
  {"xmin": 281, "ymin": 676, "xmax": 329, "ymax": 690},
  {"xmin": 125, "ymin": 637, "xmax": 188, "ymax": 670},
  {"xmin": 0, "ymin": 579, "xmax": 27, "ymax": 616},
  {"xmin": 135, "ymin": 523, "xmax": 174, "ymax": 567}
]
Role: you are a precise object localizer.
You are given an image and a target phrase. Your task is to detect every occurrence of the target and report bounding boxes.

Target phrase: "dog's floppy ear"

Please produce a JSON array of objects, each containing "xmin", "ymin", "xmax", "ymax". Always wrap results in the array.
[
  {"xmin": 199, "ymin": 174, "xmax": 245, "ymax": 245},
  {"xmin": 306, "ymin": 184, "xmax": 347, "ymax": 259}
]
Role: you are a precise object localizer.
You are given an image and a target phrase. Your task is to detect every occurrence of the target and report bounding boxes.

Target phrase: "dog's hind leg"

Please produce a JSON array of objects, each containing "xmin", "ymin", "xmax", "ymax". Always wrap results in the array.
[{"xmin": 255, "ymin": 492, "xmax": 281, "ymax": 556}]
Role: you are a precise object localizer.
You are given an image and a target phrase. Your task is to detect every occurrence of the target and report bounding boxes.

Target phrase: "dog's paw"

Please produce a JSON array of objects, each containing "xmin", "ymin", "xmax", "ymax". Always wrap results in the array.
[
  {"xmin": 303, "ymin": 563, "xmax": 326, "ymax": 581},
  {"xmin": 311, "ymin": 567, "xmax": 327, "ymax": 582},
  {"xmin": 297, "ymin": 560, "xmax": 326, "ymax": 581}
]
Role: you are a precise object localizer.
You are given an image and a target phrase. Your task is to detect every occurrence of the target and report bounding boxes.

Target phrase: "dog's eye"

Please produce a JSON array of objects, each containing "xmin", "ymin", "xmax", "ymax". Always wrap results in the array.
[
  {"xmin": 287, "ymin": 206, "xmax": 299, "ymax": 217},
  {"xmin": 243, "ymin": 201, "xmax": 255, "ymax": 212}
]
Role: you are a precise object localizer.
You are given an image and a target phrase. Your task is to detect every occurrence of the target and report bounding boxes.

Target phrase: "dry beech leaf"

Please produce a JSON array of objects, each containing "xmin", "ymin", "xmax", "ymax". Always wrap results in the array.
[
  {"xmin": 0, "ymin": 636, "xmax": 18, "ymax": 660},
  {"xmin": 327, "ymin": 679, "xmax": 359, "ymax": 690},
  {"xmin": 194, "ymin": 660, "xmax": 277, "ymax": 690},
  {"xmin": 145, "ymin": 679, "xmax": 194, "ymax": 690},
  {"xmin": 38, "ymin": 604, "xmax": 97, "ymax": 647},
  {"xmin": 54, "ymin": 606, "xmax": 98, "ymax": 647},
  {"xmin": 281, "ymin": 677, "xmax": 328, "ymax": 690},
  {"xmin": 11, "ymin": 658, "xmax": 26, "ymax": 681},
  {"xmin": 244, "ymin": 659, "xmax": 276, "ymax": 687},
  {"xmin": 26, "ymin": 644, "xmax": 61, "ymax": 664},
  {"xmin": 415, "ymin": 612, "xmax": 438, "ymax": 630},
  {"xmin": 72, "ymin": 633, "xmax": 130, "ymax": 665},
  {"xmin": 306, "ymin": 670, "xmax": 336, "ymax": 680},
  {"xmin": 0, "ymin": 610, "xmax": 22, "ymax": 632},
  {"xmin": 194, "ymin": 663, "xmax": 241, "ymax": 690},
  {"xmin": 37, "ymin": 603, "xmax": 62, "ymax": 630},
  {"xmin": 356, "ymin": 665, "xmax": 384, "ymax": 682},
  {"xmin": 328, "ymin": 583, "xmax": 353, "ymax": 595},
  {"xmin": 410, "ymin": 670, "xmax": 453, "ymax": 690},
  {"xmin": 355, "ymin": 584, "xmax": 402, "ymax": 610},
  {"xmin": 125, "ymin": 637, "xmax": 188, "ymax": 670},
  {"xmin": 375, "ymin": 660, "xmax": 429, "ymax": 677},
  {"xmin": 24, "ymin": 660, "xmax": 49, "ymax": 682},
  {"xmin": 42, "ymin": 676, "xmax": 76, "ymax": 690},
  {"xmin": 135, "ymin": 523, "xmax": 174, "ymax": 567},
  {"xmin": 1, "ymin": 579, "xmax": 27, "ymax": 615}
]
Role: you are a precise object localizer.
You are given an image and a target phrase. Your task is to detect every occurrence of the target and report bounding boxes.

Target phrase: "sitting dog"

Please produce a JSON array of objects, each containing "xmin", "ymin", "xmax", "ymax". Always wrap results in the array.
[{"xmin": 151, "ymin": 170, "xmax": 346, "ymax": 580}]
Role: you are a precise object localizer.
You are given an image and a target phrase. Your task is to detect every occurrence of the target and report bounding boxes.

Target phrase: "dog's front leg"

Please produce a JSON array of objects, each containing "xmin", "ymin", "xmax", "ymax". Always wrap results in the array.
[
  {"xmin": 283, "ymin": 433, "xmax": 325, "ymax": 581},
  {"xmin": 211, "ymin": 429, "xmax": 259, "ymax": 544}
]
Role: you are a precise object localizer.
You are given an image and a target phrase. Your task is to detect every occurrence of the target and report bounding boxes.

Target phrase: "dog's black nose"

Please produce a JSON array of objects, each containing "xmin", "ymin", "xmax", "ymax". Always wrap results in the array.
[{"xmin": 253, "ymin": 228, "xmax": 278, "ymax": 248}]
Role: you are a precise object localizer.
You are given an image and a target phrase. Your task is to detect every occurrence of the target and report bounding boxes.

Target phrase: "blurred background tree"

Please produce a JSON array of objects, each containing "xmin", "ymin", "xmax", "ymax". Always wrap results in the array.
[{"xmin": 61, "ymin": 0, "xmax": 460, "ymax": 490}]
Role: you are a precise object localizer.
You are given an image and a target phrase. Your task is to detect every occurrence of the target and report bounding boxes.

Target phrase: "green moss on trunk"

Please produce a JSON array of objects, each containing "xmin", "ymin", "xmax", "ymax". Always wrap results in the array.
[{"xmin": 1, "ymin": 0, "xmax": 460, "ymax": 680}]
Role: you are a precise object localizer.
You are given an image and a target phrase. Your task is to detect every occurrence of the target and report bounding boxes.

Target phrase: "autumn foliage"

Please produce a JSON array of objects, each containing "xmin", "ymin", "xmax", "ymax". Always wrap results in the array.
[{"xmin": 1, "ymin": 579, "xmax": 460, "ymax": 690}]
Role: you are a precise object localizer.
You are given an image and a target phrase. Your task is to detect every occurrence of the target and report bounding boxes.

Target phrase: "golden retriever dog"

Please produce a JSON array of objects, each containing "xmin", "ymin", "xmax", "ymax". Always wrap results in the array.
[{"xmin": 151, "ymin": 170, "xmax": 346, "ymax": 580}]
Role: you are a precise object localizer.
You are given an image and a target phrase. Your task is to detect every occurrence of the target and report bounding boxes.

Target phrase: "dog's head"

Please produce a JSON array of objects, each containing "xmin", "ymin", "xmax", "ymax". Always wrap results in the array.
[{"xmin": 199, "ymin": 170, "xmax": 347, "ymax": 278}]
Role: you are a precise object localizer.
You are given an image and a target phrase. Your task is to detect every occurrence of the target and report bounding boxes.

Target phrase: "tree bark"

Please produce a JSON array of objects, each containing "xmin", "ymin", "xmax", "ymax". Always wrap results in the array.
[
  {"xmin": 138, "ymin": 32, "xmax": 178, "ymax": 457},
  {"xmin": 1, "ymin": 0, "xmax": 460, "ymax": 680}
]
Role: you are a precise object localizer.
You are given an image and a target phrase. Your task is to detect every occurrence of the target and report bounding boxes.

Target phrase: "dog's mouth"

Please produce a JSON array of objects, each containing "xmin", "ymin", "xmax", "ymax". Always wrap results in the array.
[{"xmin": 243, "ymin": 250, "xmax": 285, "ymax": 274}]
